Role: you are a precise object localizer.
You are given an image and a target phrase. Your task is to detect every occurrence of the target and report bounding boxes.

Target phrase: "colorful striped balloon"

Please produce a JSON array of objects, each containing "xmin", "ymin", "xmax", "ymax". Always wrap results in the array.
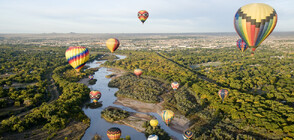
[
  {"xmin": 171, "ymin": 82, "xmax": 180, "ymax": 90},
  {"xmin": 65, "ymin": 46, "xmax": 89, "ymax": 72},
  {"xmin": 161, "ymin": 110, "xmax": 174, "ymax": 126},
  {"xmin": 89, "ymin": 75, "xmax": 94, "ymax": 80},
  {"xmin": 107, "ymin": 127, "xmax": 121, "ymax": 140},
  {"xmin": 106, "ymin": 38, "xmax": 120, "ymax": 53},
  {"xmin": 89, "ymin": 90, "xmax": 101, "ymax": 100},
  {"xmin": 234, "ymin": 3, "xmax": 277, "ymax": 54},
  {"xmin": 171, "ymin": 82, "xmax": 180, "ymax": 91},
  {"xmin": 218, "ymin": 89, "xmax": 229, "ymax": 102},
  {"xmin": 134, "ymin": 69, "xmax": 143, "ymax": 78},
  {"xmin": 183, "ymin": 130, "xmax": 193, "ymax": 140},
  {"xmin": 138, "ymin": 10, "xmax": 149, "ymax": 24},
  {"xmin": 147, "ymin": 134, "xmax": 159, "ymax": 140},
  {"xmin": 236, "ymin": 39, "xmax": 248, "ymax": 52}
]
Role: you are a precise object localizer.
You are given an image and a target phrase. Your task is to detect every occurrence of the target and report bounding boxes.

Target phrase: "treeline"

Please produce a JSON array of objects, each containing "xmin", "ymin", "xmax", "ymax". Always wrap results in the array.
[
  {"xmin": 105, "ymin": 48, "xmax": 294, "ymax": 139},
  {"xmin": 163, "ymin": 86, "xmax": 201, "ymax": 117},
  {"xmin": 0, "ymin": 45, "xmax": 104, "ymax": 138},
  {"xmin": 0, "ymin": 45, "xmax": 67, "ymax": 119},
  {"xmin": 1, "ymin": 64, "xmax": 90, "ymax": 135},
  {"xmin": 108, "ymin": 73, "xmax": 165, "ymax": 103},
  {"xmin": 104, "ymin": 51, "xmax": 198, "ymax": 87},
  {"xmin": 101, "ymin": 107, "xmax": 129, "ymax": 122},
  {"xmin": 163, "ymin": 46, "xmax": 294, "ymax": 104}
]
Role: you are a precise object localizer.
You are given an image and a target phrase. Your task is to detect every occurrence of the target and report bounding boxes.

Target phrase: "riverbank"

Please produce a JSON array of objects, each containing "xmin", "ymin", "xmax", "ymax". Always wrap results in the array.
[
  {"xmin": 78, "ymin": 77, "xmax": 91, "ymax": 86},
  {"xmin": 115, "ymin": 112, "xmax": 152, "ymax": 132},
  {"xmin": 107, "ymin": 67, "xmax": 191, "ymax": 134},
  {"xmin": 106, "ymin": 68, "xmax": 126, "ymax": 79},
  {"xmin": 114, "ymin": 97, "xmax": 190, "ymax": 133}
]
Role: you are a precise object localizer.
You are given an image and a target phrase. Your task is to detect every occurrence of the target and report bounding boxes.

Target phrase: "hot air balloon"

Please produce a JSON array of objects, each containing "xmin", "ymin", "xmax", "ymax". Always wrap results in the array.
[
  {"xmin": 89, "ymin": 90, "xmax": 101, "ymax": 100},
  {"xmin": 161, "ymin": 110, "xmax": 174, "ymax": 126},
  {"xmin": 183, "ymin": 130, "xmax": 193, "ymax": 140},
  {"xmin": 90, "ymin": 90, "xmax": 101, "ymax": 105},
  {"xmin": 65, "ymin": 46, "xmax": 89, "ymax": 72},
  {"xmin": 134, "ymin": 69, "xmax": 143, "ymax": 78},
  {"xmin": 107, "ymin": 127, "xmax": 121, "ymax": 140},
  {"xmin": 147, "ymin": 134, "xmax": 159, "ymax": 140},
  {"xmin": 234, "ymin": 3, "xmax": 277, "ymax": 55},
  {"xmin": 106, "ymin": 38, "xmax": 120, "ymax": 53},
  {"xmin": 218, "ymin": 89, "xmax": 229, "ymax": 102},
  {"xmin": 89, "ymin": 75, "xmax": 94, "ymax": 80},
  {"xmin": 150, "ymin": 119, "xmax": 158, "ymax": 130},
  {"xmin": 236, "ymin": 39, "xmax": 248, "ymax": 52},
  {"xmin": 171, "ymin": 82, "xmax": 179, "ymax": 91},
  {"xmin": 138, "ymin": 10, "xmax": 149, "ymax": 24}
]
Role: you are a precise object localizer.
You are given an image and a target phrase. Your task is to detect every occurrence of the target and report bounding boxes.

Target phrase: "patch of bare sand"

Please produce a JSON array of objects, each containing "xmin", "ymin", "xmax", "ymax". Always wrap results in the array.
[
  {"xmin": 78, "ymin": 78, "xmax": 90, "ymax": 86},
  {"xmin": 114, "ymin": 97, "xmax": 190, "ymax": 133},
  {"xmin": 106, "ymin": 68, "xmax": 126, "ymax": 79},
  {"xmin": 1, "ymin": 121, "xmax": 89, "ymax": 140},
  {"xmin": 116, "ymin": 113, "xmax": 152, "ymax": 132}
]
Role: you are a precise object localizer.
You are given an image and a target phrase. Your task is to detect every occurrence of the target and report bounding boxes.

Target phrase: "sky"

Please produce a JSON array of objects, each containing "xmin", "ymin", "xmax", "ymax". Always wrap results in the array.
[{"xmin": 0, "ymin": 0, "xmax": 293, "ymax": 33}]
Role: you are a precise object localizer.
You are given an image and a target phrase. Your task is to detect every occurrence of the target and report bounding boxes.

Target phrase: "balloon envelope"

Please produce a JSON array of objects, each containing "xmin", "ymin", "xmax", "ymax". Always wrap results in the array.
[
  {"xmin": 234, "ymin": 3, "xmax": 277, "ymax": 52},
  {"xmin": 65, "ymin": 46, "xmax": 89, "ymax": 72},
  {"xmin": 161, "ymin": 110, "xmax": 174, "ymax": 126},
  {"xmin": 89, "ymin": 75, "xmax": 94, "ymax": 80},
  {"xmin": 147, "ymin": 134, "xmax": 159, "ymax": 140},
  {"xmin": 106, "ymin": 38, "xmax": 120, "ymax": 53},
  {"xmin": 138, "ymin": 10, "xmax": 149, "ymax": 24},
  {"xmin": 171, "ymin": 82, "xmax": 179, "ymax": 90},
  {"xmin": 218, "ymin": 89, "xmax": 229, "ymax": 102},
  {"xmin": 183, "ymin": 130, "xmax": 193, "ymax": 140},
  {"xmin": 89, "ymin": 91, "xmax": 101, "ymax": 100},
  {"xmin": 236, "ymin": 39, "xmax": 248, "ymax": 52},
  {"xmin": 134, "ymin": 69, "xmax": 143, "ymax": 77},
  {"xmin": 107, "ymin": 127, "xmax": 121, "ymax": 140},
  {"xmin": 150, "ymin": 119, "xmax": 158, "ymax": 128}
]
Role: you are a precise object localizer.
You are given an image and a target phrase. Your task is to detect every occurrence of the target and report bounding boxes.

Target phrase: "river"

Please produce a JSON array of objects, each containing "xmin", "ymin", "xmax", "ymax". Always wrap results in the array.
[{"xmin": 81, "ymin": 55, "xmax": 183, "ymax": 140}]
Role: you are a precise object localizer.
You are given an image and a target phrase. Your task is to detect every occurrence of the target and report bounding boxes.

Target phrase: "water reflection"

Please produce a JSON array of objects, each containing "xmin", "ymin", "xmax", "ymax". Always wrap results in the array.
[{"xmin": 82, "ymin": 55, "xmax": 183, "ymax": 140}]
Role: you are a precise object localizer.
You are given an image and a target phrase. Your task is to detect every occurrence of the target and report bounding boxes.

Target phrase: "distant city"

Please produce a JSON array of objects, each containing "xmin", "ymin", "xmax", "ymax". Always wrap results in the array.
[{"xmin": 0, "ymin": 32, "xmax": 293, "ymax": 51}]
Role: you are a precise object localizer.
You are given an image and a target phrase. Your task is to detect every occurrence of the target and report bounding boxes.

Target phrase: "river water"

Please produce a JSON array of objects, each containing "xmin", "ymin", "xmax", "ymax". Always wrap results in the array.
[{"xmin": 81, "ymin": 55, "xmax": 183, "ymax": 140}]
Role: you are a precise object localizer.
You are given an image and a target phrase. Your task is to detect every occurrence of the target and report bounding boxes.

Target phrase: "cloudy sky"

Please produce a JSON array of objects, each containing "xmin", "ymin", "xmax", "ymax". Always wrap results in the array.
[{"xmin": 0, "ymin": 0, "xmax": 293, "ymax": 33}]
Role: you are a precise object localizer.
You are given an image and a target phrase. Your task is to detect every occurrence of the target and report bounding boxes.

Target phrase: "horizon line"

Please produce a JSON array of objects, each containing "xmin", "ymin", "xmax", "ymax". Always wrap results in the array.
[{"xmin": 0, "ymin": 31, "xmax": 293, "ymax": 35}]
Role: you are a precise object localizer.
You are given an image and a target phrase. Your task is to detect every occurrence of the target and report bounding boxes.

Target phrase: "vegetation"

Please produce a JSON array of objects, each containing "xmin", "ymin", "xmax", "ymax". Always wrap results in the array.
[
  {"xmin": 101, "ymin": 107, "xmax": 130, "ymax": 122},
  {"xmin": 142, "ymin": 121, "xmax": 171, "ymax": 140},
  {"xmin": 85, "ymin": 102, "xmax": 102, "ymax": 109},
  {"xmin": 89, "ymin": 79, "xmax": 97, "ymax": 85},
  {"xmin": 0, "ymin": 45, "xmax": 65, "ymax": 119},
  {"xmin": 0, "ymin": 45, "xmax": 103, "ymax": 138},
  {"xmin": 108, "ymin": 73, "xmax": 166, "ymax": 103},
  {"xmin": 163, "ymin": 86, "xmax": 201, "ymax": 117},
  {"xmin": 105, "ymin": 74, "xmax": 116, "ymax": 78},
  {"xmin": 104, "ymin": 45, "xmax": 294, "ymax": 139}
]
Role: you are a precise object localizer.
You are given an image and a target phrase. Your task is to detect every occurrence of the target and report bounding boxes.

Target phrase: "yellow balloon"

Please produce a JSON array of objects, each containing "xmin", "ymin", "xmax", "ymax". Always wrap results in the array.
[
  {"xmin": 150, "ymin": 119, "xmax": 158, "ymax": 128},
  {"xmin": 106, "ymin": 38, "xmax": 120, "ymax": 53}
]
